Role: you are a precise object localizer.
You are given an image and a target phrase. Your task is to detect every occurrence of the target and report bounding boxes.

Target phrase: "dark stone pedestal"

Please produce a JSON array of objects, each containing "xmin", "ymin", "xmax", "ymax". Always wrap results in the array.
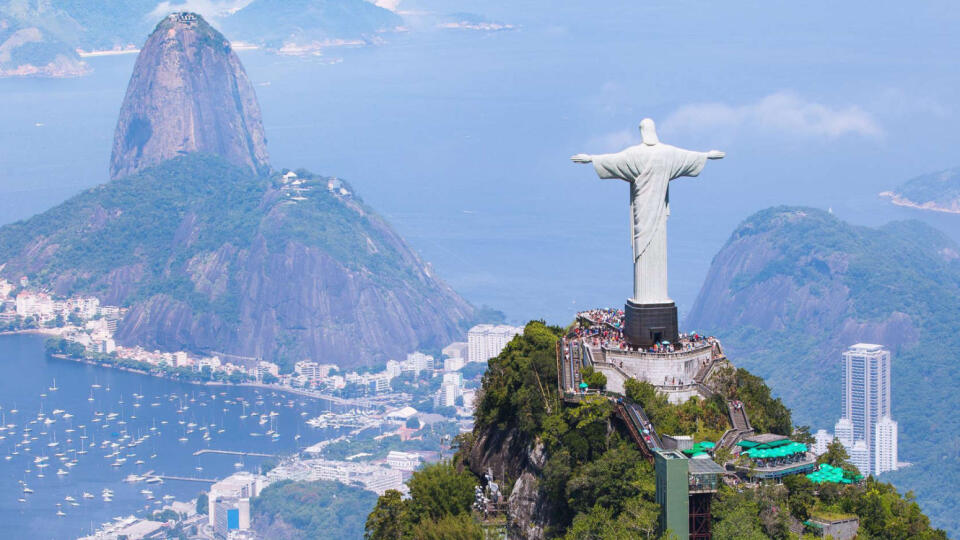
[{"xmin": 623, "ymin": 300, "xmax": 679, "ymax": 348}]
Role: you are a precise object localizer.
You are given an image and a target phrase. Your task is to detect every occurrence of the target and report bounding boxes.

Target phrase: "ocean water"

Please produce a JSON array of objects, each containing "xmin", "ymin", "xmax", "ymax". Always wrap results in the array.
[{"xmin": 0, "ymin": 334, "xmax": 343, "ymax": 539}]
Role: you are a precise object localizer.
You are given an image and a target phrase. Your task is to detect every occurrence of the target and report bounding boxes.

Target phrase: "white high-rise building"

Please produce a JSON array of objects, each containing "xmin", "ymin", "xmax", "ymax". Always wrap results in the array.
[
  {"xmin": 467, "ymin": 324, "xmax": 523, "ymax": 363},
  {"xmin": 404, "ymin": 352, "xmax": 435, "ymax": 377},
  {"xmin": 442, "ymin": 342, "xmax": 468, "ymax": 361},
  {"xmin": 874, "ymin": 416, "xmax": 898, "ymax": 475},
  {"xmin": 386, "ymin": 359, "xmax": 403, "ymax": 378},
  {"xmin": 208, "ymin": 471, "xmax": 263, "ymax": 527},
  {"xmin": 842, "ymin": 343, "xmax": 891, "ymax": 474},
  {"xmin": 295, "ymin": 360, "xmax": 320, "ymax": 379},
  {"xmin": 435, "ymin": 371, "xmax": 463, "ymax": 408},
  {"xmin": 813, "ymin": 429, "xmax": 833, "ymax": 456},
  {"xmin": 834, "ymin": 418, "xmax": 854, "ymax": 449},
  {"xmin": 444, "ymin": 356, "xmax": 465, "ymax": 372},
  {"xmin": 849, "ymin": 440, "xmax": 870, "ymax": 475}
]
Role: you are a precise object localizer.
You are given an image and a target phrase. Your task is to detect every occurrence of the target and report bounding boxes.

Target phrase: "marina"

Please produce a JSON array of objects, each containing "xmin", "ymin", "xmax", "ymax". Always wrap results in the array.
[{"xmin": 0, "ymin": 334, "xmax": 352, "ymax": 539}]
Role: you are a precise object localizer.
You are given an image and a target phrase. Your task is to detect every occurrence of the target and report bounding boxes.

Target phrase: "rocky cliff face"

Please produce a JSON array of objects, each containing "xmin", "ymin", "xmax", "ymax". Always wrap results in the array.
[
  {"xmin": 0, "ymin": 155, "xmax": 475, "ymax": 369},
  {"xmin": 465, "ymin": 426, "xmax": 558, "ymax": 539},
  {"xmin": 109, "ymin": 13, "xmax": 269, "ymax": 180}
]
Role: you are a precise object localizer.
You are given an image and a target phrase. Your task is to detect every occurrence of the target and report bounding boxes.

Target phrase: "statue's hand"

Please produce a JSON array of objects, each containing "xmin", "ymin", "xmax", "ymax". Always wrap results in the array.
[
  {"xmin": 571, "ymin": 153, "xmax": 592, "ymax": 163},
  {"xmin": 706, "ymin": 150, "xmax": 725, "ymax": 159}
]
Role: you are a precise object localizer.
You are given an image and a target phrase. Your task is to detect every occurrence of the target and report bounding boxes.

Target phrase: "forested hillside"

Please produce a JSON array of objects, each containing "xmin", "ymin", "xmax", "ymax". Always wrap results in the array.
[
  {"xmin": 0, "ymin": 154, "xmax": 475, "ymax": 369},
  {"xmin": 364, "ymin": 321, "xmax": 944, "ymax": 539},
  {"xmin": 686, "ymin": 206, "xmax": 960, "ymax": 533}
]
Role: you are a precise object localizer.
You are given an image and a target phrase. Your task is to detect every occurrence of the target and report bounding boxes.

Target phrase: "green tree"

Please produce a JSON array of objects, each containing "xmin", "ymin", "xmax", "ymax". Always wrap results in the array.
[
  {"xmin": 783, "ymin": 474, "xmax": 816, "ymax": 521},
  {"xmin": 407, "ymin": 462, "xmax": 475, "ymax": 524},
  {"xmin": 792, "ymin": 425, "xmax": 816, "ymax": 445},
  {"xmin": 564, "ymin": 504, "xmax": 625, "ymax": 540},
  {"xmin": 196, "ymin": 492, "xmax": 208, "ymax": 515},
  {"xmin": 474, "ymin": 321, "xmax": 561, "ymax": 437},
  {"xmin": 365, "ymin": 489, "xmax": 408, "ymax": 540},
  {"xmin": 565, "ymin": 443, "xmax": 654, "ymax": 517},
  {"xmin": 711, "ymin": 488, "xmax": 766, "ymax": 540},
  {"xmin": 579, "ymin": 366, "xmax": 607, "ymax": 390},
  {"xmin": 615, "ymin": 495, "xmax": 659, "ymax": 539},
  {"xmin": 818, "ymin": 438, "xmax": 860, "ymax": 475},
  {"xmin": 411, "ymin": 514, "xmax": 482, "ymax": 540}
]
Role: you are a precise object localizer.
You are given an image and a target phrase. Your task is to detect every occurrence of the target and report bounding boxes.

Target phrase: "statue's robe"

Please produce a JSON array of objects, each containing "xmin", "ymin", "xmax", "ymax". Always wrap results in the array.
[{"xmin": 591, "ymin": 143, "xmax": 707, "ymax": 303}]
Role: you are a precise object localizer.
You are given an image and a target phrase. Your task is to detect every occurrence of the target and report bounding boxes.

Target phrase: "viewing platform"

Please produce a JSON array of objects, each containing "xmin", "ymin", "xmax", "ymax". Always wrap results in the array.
[{"xmin": 562, "ymin": 308, "xmax": 726, "ymax": 404}]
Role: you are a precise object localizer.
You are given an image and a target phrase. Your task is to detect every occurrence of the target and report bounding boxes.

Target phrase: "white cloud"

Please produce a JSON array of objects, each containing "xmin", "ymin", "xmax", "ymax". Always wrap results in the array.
[
  {"xmin": 370, "ymin": 0, "xmax": 402, "ymax": 12},
  {"xmin": 437, "ymin": 21, "xmax": 515, "ymax": 31},
  {"xmin": 662, "ymin": 92, "xmax": 882, "ymax": 140}
]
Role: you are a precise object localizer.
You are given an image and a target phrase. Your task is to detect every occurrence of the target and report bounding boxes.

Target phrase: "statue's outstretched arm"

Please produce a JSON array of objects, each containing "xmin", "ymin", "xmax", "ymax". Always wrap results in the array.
[
  {"xmin": 571, "ymin": 154, "xmax": 592, "ymax": 163},
  {"xmin": 706, "ymin": 150, "xmax": 725, "ymax": 159}
]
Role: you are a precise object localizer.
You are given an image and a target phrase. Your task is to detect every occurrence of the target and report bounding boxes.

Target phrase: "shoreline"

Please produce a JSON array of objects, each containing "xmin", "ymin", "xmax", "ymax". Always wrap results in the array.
[
  {"xmin": 77, "ymin": 48, "xmax": 140, "ymax": 58},
  {"xmin": 43, "ymin": 350, "xmax": 367, "ymax": 406},
  {"xmin": 0, "ymin": 328, "xmax": 61, "ymax": 336},
  {"xmin": 878, "ymin": 191, "xmax": 960, "ymax": 215}
]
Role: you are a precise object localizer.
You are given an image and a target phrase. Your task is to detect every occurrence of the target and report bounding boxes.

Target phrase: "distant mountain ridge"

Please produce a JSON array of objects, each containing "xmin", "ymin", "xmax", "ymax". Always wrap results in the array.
[
  {"xmin": 685, "ymin": 206, "xmax": 960, "ymax": 533},
  {"xmin": 110, "ymin": 13, "xmax": 269, "ymax": 180},
  {"xmin": 880, "ymin": 167, "xmax": 960, "ymax": 214},
  {"xmin": 0, "ymin": 0, "xmax": 401, "ymax": 77},
  {"xmin": 0, "ymin": 15, "xmax": 88, "ymax": 77}
]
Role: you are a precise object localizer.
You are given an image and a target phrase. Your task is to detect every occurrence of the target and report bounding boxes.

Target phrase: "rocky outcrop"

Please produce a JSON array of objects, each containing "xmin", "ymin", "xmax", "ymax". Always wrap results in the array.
[
  {"xmin": 112, "ymin": 232, "xmax": 474, "ymax": 367},
  {"xmin": 109, "ymin": 12, "xmax": 269, "ymax": 180},
  {"xmin": 466, "ymin": 428, "xmax": 559, "ymax": 539},
  {"xmin": 0, "ymin": 154, "xmax": 475, "ymax": 369}
]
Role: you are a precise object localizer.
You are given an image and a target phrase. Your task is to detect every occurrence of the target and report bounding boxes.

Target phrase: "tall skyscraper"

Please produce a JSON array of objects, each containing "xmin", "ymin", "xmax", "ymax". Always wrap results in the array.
[
  {"xmin": 841, "ymin": 343, "xmax": 891, "ymax": 473},
  {"xmin": 874, "ymin": 416, "xmax": 898, "ymax": 475}
]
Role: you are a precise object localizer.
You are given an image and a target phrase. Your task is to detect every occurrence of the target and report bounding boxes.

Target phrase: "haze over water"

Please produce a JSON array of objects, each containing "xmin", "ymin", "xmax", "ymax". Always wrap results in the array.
[{"xmin": 0, "ymin": 334, "xmax": 342, "ymax": 539}]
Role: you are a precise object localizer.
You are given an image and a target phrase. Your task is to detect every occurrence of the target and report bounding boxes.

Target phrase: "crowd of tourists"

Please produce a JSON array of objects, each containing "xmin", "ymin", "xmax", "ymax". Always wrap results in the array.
[{"xmin": 578, "ymin": 308, "xmax": 624, "ymax": 329}]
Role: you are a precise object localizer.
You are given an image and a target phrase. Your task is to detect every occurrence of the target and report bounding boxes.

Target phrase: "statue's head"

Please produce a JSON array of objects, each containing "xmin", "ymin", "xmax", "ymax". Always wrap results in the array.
[{"xmin": 639, "ymin": 118, "xmax": 659, "ymax": 146}]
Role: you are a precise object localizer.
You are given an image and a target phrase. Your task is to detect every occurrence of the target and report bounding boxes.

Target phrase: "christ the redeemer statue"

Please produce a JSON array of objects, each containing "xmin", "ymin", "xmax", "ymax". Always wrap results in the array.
[{"xmin": 572, "ymin": 118, "xmax": 723, "ymax": 346}]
